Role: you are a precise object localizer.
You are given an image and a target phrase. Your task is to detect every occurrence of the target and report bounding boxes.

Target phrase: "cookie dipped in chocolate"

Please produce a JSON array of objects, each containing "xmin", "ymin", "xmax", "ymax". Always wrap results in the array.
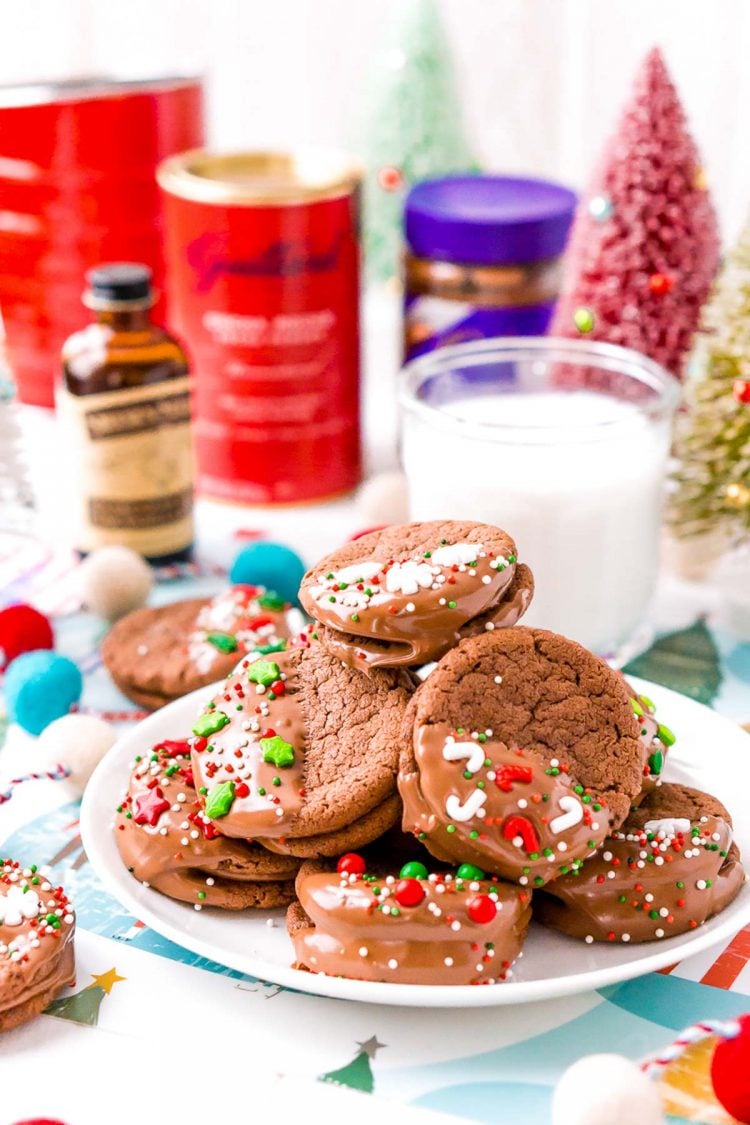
[
  {"xmin": 191, "ymin": 644, "xmax": 414, "ymax": 844},
  {"xmin": 289, "ymin": 855, "xmax": 531, "ymax": 986},
  {"xmin": 299, "ymin": 521, "xmax": 534, "ymax": 669},
  {"xmin": 535, "ymin": 783, "xmax": 745, "ymax": 942},
  {"xmin": 0, "ymin": 859, "xmax": 76, "ymax": 1031},
  {"xmin": 115, "ymin": 737, "xmax": 298, "ymax": 909},
  {"xmin": 399, "ymin": 629, "xmax": 644, "ymax": 886}
]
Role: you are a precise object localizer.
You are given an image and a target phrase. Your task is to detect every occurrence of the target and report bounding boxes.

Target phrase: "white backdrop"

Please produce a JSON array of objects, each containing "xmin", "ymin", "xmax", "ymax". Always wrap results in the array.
[{"xmin": 0, "ymin": 0, "xmax": 748, "ymax": 241}]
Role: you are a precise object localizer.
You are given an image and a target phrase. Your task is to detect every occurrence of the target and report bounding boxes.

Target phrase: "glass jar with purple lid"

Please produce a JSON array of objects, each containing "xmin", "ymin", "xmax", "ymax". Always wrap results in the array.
[{"xmin": 403, "ymin": 174, "xmax": 577, "ymax": 361}]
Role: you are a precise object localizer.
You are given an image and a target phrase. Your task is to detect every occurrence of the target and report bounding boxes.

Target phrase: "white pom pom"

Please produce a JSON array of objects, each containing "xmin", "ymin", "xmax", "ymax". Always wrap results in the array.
[
  {"xmin": 36, "ymin": 714, "xmax": 117, "ymax": 794},
  {"xmin": 79, "ymin": 546, "xmax": 153, "ymax": 622},
  {"xmin": 357, "ymin": 471, "xmax": 408, "ymax": 526},
  {"xmin": 552, "ymin": 1054, "xmax": 664, "ymax": 1125}
]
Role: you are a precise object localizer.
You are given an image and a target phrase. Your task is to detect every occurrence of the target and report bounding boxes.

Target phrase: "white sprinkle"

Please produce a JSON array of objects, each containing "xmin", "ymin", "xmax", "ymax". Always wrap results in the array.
[
  {"xmin": 517, "ymin": 798, "xmax": 528, "ymax": 809},
  {"xmin": 659, "ymin": 907, "xmax": 669, "ymax": 917},
  {"xmin": 266, "ymin": 918, "xmax": 276, "ymax": 928},
  {"xmin": 405, "ymin": 602, "xmax": 416, "ymax": 612},
  {"xmin": 194, "ymin": 903, "xmax": 202, "ymax": 911},
  {"xmin": 137, "ymin": 644, "xmax": 149, "ymax": 656},
  {"xmin": 585, "ymin": 935, "xmax": 594, "ymax": 944},
  {"xmin": 159, "ymin": 827, "xmax": 168, "ymax": 836},
  {"xmin": 190, "ymin": 830, "xmax": 200, "ymax": 840},
  {"xmin": 697, "ymin": 879, "xmax": 707, "ymax": 889},
  {"xmin": 180, "ymin": 836, "xmax": 189, "ymax": 846},
  {"xmin": 558, "ymin": 842, "xmax": 567, "ymax": 852},
  {"xmin": 450, "ymin": 920, "xmax": 461, "ymax": 931},
  {"xmin": 645, "ymin": 893, "xmax": 654, "ymax": 902},
  {"xmin": 482, "ymin": 575, "xmax": 491, "ymax": 584},
  {"xmin": 655, "ymin": 928, "xmax": 665, "ymax": 938},
  {"xmin": 206, "ymin": 877, "xmax": 215, "ymax": 886},
  {"xmin": 485, "ymin": 622, "xmax": 495, "ymax": 631},
  {"xmin": 603, "ymin": 851, "xmax": 613, "ymax": 862},
  {"xmin": 622, "ymin": 933, "xmax": 631, "ymax": 942},
  {"xmin": 444, "ymin": 957, "xmax": 453, "ymax": 967},
  {"xmin": 494, "ymin": 675, "xmax": 503, "ymax": 684},
  {"xmin": 359, "ymin": 946, "xmax": 368, "ymax": 957},
  {"xmin": 388, "ymin": 958, "xmax": 398, "ymax": 969},
  {"xmin": 519, "ymin": 876, "xmax": 528, "ymax": 886}
]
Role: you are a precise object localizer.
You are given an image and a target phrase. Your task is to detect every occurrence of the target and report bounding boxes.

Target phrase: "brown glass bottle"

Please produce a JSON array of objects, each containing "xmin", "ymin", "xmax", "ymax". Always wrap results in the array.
[{"xmin": 58, "ymin": 263, "xmax": 194, "ymax": 562}]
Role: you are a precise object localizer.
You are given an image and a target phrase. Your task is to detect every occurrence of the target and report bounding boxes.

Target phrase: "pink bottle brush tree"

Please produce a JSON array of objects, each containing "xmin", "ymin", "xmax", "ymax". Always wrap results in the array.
[{"xmin": 550, "ymin": 47, "xmax": 720, "ymax": 378}]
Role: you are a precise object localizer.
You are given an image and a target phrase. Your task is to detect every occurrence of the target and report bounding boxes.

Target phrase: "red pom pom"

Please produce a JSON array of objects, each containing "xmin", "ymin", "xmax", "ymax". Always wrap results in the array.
[
  {"xmin": 337, "ymin": 852, "xmax": 366, "ymax": 876},
  {"xmin": 711, "ymin": 1013, "xmax": 750, "ymax": 1122},
  {"xmin": 734, "ymin": 380, "xmax": 750, "ymax": 405},
  {"xmin": 0, "ymin": 604, "xmax": 53, "ymax": 672},
  {"xmin": 466, "ymin": 894, "xmax": 497, "ymax": 924},
  {"xmin": 394, "ymin": 878, "xmax": 426, "ymax": 907}
]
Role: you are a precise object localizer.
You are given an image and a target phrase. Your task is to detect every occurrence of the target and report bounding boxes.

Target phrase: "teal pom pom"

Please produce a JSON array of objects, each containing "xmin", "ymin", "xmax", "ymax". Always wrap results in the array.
[
  {"xmin": 229, "ymin": 542, "xmax": 306, "ymax": 605},
  {"xmin": 5, "ymin": 650, "xmax": 83, "ymax": 735}
]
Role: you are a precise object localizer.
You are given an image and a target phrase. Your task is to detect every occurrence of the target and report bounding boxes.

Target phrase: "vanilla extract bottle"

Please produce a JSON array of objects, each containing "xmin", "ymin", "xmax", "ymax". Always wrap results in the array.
[{"xmin": 58, "ymin": 263, "xmax": 194, "ymax": 562}]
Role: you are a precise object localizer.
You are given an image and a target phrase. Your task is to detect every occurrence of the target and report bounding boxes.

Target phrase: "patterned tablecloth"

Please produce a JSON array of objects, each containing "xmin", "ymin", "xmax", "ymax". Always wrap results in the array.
[{"xmin": 1, "ymin": 532, "xmax": 749, "ymax": 1125}]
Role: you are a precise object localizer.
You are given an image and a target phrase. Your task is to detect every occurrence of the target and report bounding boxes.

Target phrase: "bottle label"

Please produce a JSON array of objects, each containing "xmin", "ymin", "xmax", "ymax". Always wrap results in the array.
[{"xmin": 56, "ymin": 377, "xmax": 193, "ymax": 556}]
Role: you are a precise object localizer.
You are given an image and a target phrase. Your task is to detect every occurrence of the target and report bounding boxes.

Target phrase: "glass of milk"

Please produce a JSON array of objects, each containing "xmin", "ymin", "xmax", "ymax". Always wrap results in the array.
[{"xmin": 399, "ymin": 337, "xmax": 679, "ymax": 657}]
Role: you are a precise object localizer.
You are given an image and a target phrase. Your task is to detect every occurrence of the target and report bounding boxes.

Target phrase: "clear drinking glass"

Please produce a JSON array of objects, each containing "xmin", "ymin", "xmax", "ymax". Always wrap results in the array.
[{"xmin": 399, "ymin": 337, "xmax": 680, "ymax": 658}]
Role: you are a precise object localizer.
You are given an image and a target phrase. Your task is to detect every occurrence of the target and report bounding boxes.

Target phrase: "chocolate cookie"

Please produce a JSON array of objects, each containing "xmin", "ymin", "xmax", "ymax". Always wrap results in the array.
[
  {"xmin": 259, "ymin": 794, "xmax": 401, "ymax": 858},
  {"xmin": 103, "ymin": 585, "xmax": 294, "ymax": 711},
  {"xmin": 190, "ymin": 644, "xmax": 415, "ymax": 848},
  {"xmin": 299, "ymin": 520, "xmax": 534, "ymax": 669},
  {"xmin": 399, "ymin": 628, "xmax": 644, "ymax": 886},
  {"xmin": 535, "ymin": 783, "xmax": 745, "ymax": 943},
  {"xmin": 115, "ymin": 737, "xmax": 299, "ymax": 909},
  {"xmin": 0, "ymin": 860, "xmax": 75, "ymax": 1031},
  {"xmin": 288, "ymin": 854, "xmax": 531, "ymax": 985}
]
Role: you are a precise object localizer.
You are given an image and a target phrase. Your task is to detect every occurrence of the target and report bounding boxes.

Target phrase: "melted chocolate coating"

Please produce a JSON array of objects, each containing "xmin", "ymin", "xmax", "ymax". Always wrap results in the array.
[{"xmin": 292, "ymin": 867, "xmax": 531, "ymax": 985}]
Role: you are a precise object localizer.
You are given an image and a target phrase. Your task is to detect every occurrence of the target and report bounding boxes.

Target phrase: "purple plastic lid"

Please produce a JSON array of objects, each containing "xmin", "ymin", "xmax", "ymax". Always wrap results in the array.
[{"xmin": 405, "ymin": 175, "xmax": 577, "ymax": 266}]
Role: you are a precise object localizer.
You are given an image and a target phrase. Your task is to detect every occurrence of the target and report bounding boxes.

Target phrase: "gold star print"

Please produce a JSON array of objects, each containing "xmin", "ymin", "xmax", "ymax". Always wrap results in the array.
[{"xmin": 87, "ymin": 968, "xmax": 126, "ymax": 995}]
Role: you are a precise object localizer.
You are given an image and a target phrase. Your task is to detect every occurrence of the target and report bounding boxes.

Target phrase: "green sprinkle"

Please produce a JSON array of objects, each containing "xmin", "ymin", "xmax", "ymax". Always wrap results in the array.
[
  {"xmin": 198, "ymin": 786, "xmax": 208, "ymax": 795},
  {"xmin": 260, "ymin": 735, "xmax": 295, "ymax": 768},
  {"xmin": 258, "ymin": 592, "xmax": 286, "ymax": 611},
  {"xmin": 423, "ymin": 551, "xmax": 431, "ymax": 558},
  {"xmin": 448, "ymin": 600, "xmax": 457, "ymax": 609},
  {"xmin": 457, "ymin": 863, "xmax": 486, "ymax": 880},
  {"xmin": 247, "ymin": 660, "xmax": 281, "ymax": 687},
  {"xmin": 328, "ymin": 595, "xmax": 336, "ymax": 602},
  {"xmin": 326, "ymin": 572, "xmax": 334, "ymax": 580},
  {"xmin": 477, "ymin": 733, "xmax": 487, "ymax": 743},
  {"xmin": 206, "ymin": 631, "xmax": 239, "ymax": 654},
  {"xmin": 677, "ymin": 881, "xmax": 685, "ymax": 889},
  {"xmin": 399, "ymin": 861, "xmax": 428, "ymax": 879},
  {"xmin": 529, "ymin": 852, "xmax": 540, "ymax": 861},
  {"xmin": 256, "ymin": 640, "xmax": 287, "ymax": 655},
  {"xmin": 649, "ymin": 909, "xmax": 659, "ymax": 919},
  {"xmin": 446, "ymin": 824, "xmax": 457, "ymax": 834},
  {"xmin": 476, "ymin": 780, "xmax": 485, "ymax": 789},
  {"xmin": 192, "ymin": 711, "xmax": 230, "ymax": 738},
  {"xmin": 272, "ymin": 777, "xmax": 281, "ymax": 787},
  {"xmin": 618, "ymin": 895, "xmax": 627, "ymax": 903},
  {"xmin": 351, "ymin": 614, "xmax": 360, "ymax": 623},
  {"xmin": 258, "ymin": 787, "xmax": 266, "ymax": 796},
  {"xmin": 205, "ymin": 781, "xmax": 236, "ymax": 819},
  {"xmin": 198, "ymin": 891, "xmax": 206, "ymax": 900},
  {"xmin": 469, "ymin": 830, "xmax": 479, "ymax": 839},
  {"xmin": 463, "ymin": 770, "xmax": 473, "ymax": 780},
  {"xmin": 543, "ymin": 848, "xmax": 553, "ymax": 857},
  {"xmin": 418, "ymin": 831, "xmax": 426, "ymax": 840},
  {"xmin": 534, "ymin": 876, "xmax": 544, "ymax": 886},
  {"xmin": 657, "ymin": 723, "xmax": 676, "ymax": 747}
]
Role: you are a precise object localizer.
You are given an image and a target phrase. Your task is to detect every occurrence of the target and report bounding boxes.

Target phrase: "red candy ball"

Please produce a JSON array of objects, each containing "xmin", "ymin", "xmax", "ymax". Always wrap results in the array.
[
  {"xmin": 466, "ymin": 894, "xmax": 497, "ymax": 924},
  {"xmin": 0, "ymin": 604, "xmax": 54, "ymax": 672},
  {"xmin": 394, "ymin": 878, "xmax": 426, "ymax": 907},
  {"xmin": 337, "ymin": 853, "xmax": 366, "ymax": 876},
  {"xmin": 711, "ymin": 1013, "xmax": 750, "ymax": 1122},
  {"xmin": 648, "ymin": 272, "xmax": 674, "ymax": 296}
]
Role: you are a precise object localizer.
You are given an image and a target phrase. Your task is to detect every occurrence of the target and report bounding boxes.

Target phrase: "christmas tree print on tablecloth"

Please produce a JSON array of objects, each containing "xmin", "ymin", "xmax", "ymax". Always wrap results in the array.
[
  {"xmin": 623, "ymin": 619, "xmax": 722, "ymax": 706},
  {"xmin": 45, "ymin": 968, "xmax": 125, "ymax": 1027},
  {"xmin": 551, "ymin": 47, "xmax": 719, "ymax": 379},
  {"xmin": 671, "ymin": 213, "xmax": 750, "ymax": 543},
  {"xmin": 319, "ymin": 1036, "xmax": 386, "ymax": 1094}
]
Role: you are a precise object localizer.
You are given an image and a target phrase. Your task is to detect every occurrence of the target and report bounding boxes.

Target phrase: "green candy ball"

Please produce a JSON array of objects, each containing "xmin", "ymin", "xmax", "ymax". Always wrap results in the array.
[
  {"xmin": 399, "ymin": 861, "xmax": 429, "ymax": 880},
  {"xmin": 457, "ymin": 863, "xmax": 486, "ymax": 881}
]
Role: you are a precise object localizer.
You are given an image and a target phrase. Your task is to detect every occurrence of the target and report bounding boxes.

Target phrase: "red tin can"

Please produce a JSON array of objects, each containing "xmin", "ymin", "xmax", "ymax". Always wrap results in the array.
[
  {"xmin": 0, "ymin": 76, "xmax": 204, "ymax": 407},
  {"xmin": 157, "ymin": 150, "xmax": 362, "ymax": 505}
]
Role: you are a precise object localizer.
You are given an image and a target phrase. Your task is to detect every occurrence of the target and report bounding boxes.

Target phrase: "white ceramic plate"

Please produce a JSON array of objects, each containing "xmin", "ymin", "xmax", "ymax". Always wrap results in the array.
[{"xmin": 81, "ymin": 677, "xmax": 750, "ymax": 1008}]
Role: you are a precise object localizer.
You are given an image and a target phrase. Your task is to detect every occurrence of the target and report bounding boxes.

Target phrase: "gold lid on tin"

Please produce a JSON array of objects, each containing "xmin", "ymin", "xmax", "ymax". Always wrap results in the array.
[{"xmin": 157, "ymin": 149, "xmax": 362, "ymax": 206}]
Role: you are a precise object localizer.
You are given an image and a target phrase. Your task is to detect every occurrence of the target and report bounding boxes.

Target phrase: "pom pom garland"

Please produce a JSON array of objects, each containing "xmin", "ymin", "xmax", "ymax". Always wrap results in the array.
[
  {"xmin": 36, "ymin": 714, "xmax": 117, "ymax": 794},
  {"xmin": 552, "ymin": 1054, "xmax": 664, "ymax": 1125},
  {"xmin": 4, "ymin": 651, "xmax": 83, "ymax": 736},
  {"xmin": 79, "ymin": 546, "xmax": 153, "ymax": 622},
  {"xmin": 0, "ymin": 604, "xmax": 53, "ymax": 672},
  {"xmin": 229, "ymin": 542, "xmax": 306, "ymax": 606}
]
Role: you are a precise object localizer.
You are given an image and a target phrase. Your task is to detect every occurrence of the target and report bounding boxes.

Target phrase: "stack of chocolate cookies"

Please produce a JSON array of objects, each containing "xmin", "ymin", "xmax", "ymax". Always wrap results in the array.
[{"xmin": 113, "ymin": 520, "xmax": 746, "ymax": 987}]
